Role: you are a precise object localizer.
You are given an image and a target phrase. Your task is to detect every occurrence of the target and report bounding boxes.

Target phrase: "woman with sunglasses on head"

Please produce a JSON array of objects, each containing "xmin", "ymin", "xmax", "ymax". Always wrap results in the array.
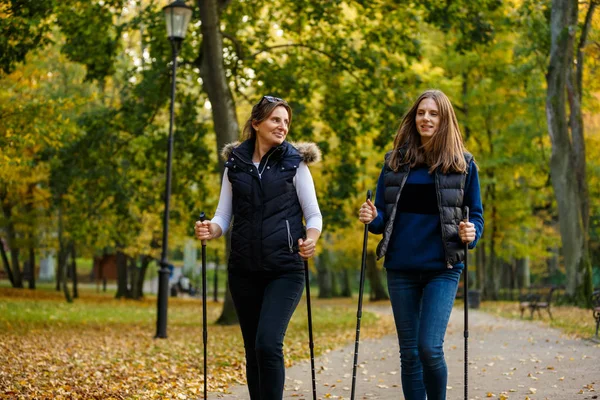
[
  {"xmin": 195, "ymin": 95, "xmax": 322, "ymax": 399},
  {"xmin": 358, "ymin": 89, "xmax": 484, "ymax": 400}
]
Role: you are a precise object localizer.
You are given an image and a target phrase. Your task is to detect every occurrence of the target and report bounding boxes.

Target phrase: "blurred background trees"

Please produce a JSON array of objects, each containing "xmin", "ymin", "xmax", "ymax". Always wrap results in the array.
[{"xmin": 1, "ymin": 0, "xmax": 599, "ymax": 309}]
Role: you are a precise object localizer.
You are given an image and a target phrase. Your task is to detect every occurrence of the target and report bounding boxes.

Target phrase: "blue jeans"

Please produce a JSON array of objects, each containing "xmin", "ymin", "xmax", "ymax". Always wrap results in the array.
[
  {"xmin": 228, "ymin": 270, "xmax": 305, "ymax": 400},
  {"xmin": 386, "ymin": 268, "xmax": 461, "ymax": 400}
]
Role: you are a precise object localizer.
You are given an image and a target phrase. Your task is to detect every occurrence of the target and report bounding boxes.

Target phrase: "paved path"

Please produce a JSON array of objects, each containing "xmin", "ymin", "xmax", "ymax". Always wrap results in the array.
[{"xmin": 218, "ymin": 305, "xmax": 600, "ymax": 400}]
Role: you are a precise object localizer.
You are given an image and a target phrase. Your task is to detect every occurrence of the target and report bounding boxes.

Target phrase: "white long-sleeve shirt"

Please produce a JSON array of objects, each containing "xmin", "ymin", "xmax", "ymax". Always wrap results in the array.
[{"xmin": 211, "ymin": 161, "xmax": 323, "ymax": 234}]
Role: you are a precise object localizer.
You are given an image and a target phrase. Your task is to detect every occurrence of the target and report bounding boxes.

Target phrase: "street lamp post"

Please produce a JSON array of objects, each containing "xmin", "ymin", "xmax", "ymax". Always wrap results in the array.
[{"xmin": 156, "ymin": 0, "xmax": 193, "ymax": 339}]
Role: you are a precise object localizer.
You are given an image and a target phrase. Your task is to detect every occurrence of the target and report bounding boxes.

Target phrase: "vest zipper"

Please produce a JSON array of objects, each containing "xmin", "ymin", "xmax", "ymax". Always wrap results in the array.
[
  {"xmin": 286, "ymin": 220, "xmax": 294, "ymax": 253},
  {"xmin": 434, "ymin": 172, "xmax": 452, "ymax": 269},
  {"xmin": 258, "ymin": 151, "xmax": 274, "ymax": 179}
]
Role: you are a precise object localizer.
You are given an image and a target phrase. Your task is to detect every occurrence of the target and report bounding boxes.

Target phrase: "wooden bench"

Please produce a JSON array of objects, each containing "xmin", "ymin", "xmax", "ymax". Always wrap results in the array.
[
  {"xmin": 593, "ymin": 289, "xmax": 600, "ymax": 338},
  {"xmin": 519, "ymin": 286, "xmax": 556, "ymax": 320}
]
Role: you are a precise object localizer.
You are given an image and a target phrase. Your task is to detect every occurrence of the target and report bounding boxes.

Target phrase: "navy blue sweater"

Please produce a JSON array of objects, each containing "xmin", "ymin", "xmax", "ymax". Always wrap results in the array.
[{"xmin": 369, "ymin": 161, "xmax": 484, "ymax": 272}]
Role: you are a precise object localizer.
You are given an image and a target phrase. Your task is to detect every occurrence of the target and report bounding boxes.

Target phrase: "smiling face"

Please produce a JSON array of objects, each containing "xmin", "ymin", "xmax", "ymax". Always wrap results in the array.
[
  {"xmin": 415, "ymin": 97, "xmax": 440, "ymax": 145},
  {"xmin": 253, "ymin": 105, "xmax": 290, "ymax": 147}
]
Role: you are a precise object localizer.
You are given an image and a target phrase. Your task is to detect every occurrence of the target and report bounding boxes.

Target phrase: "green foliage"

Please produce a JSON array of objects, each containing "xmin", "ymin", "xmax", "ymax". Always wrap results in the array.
[
  {"xmin": 0, "ymin": 0, "xmax": 56, "ymax": 74},
  {"xmin": 421, "ymin": 0, "xmax": 504, "ymax": 52},
  {"xmin": 2, "ymin": 0, "xmax": 600, "ymax": 294},
  {"xmin": 56, "ymin": 1, "xmax": 125, "ymax": 82}
]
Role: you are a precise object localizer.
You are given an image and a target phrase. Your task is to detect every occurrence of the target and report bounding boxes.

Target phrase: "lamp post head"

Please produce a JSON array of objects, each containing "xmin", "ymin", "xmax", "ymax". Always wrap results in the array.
[{"xmin": 163, "ymin": 0, "xmax": 193, "ymax": 41}]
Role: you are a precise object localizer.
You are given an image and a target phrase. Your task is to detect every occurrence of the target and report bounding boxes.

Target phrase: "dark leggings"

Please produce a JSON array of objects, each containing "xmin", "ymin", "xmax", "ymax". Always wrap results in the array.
[{"xmin": 228, "ymin": 269, "xmax": 305, "ymax": 400}]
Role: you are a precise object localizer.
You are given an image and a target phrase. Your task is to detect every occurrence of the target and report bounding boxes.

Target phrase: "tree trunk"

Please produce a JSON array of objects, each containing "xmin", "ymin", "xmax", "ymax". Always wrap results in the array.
[
  {"xmin": 567, "ymin": 1, "xmax": 596, "ymax": 236},
  {"xmin": 60, "ymin": 249, "xmax": 72, "ymax": 303},
  {"xmin": 56, "ymin": 203, "xmax": 63, "ymax": 294},
  {"xmin": 484, "ymin": 248, "xmax": 498, "ymax": 300},
  {"xmin": 546, "ymin": 0, "xmax": 592, "ymax": 305},
  {"xmin": 547, "ymin": 246, "xmax": 559, "ymax": 280},
  {"xmin": 94, "ymin": 256, "xmax": 102, "ymax": 292},
  {"xmin": 462, "ymin": 71, "xmax": 471, "ymax": 140},
  {"xmin": 367, "ymin": 251, "xmax": 388, "ymax": 301},
  {"xmin": 57, "ymin": 239, "xmax": 72, "ymax": 303},
  {"xmin": 28, "ymin": 244, "xmax": 36, "ymax": 289},
  {"xmin": 134, "ymin": 255, "xmax": 151, "ymax": 300},
  {"xmin": 339, "ymin": 269, "xmax": 352, "ymax": 298},
  {"xmin": 197, "ymin": 0, "xmax": 241, "ymax": 325},
  {"xmin": 0, "ymin": 238, "xmax": 15, "ymax": 286},
  {"xmin": 70, "ymin": 243, "xmax": 78, "ymax": 298},
  {"xmin": 516, "ymin": 257, "xmax": 530, "ymax": 289},
  {"xmin": 213, "ymin": 252, "xmax": 220, "ymax": 302},
  {"xmin": 316, "ymin": 249, "xmax": 333, "ymax": 298},
  {"xmin": 2, "ymin": 203, "xmax": 23, "ymax": 288},
  {"xmin": 55, "ymin": 264, "xmax": 61, "ymax": 291},
  {"xmin": 499, "ymin": 261, "xmax": 512, "ymax": 291},
  {"xmin": 26, "ymin": 184, "xmax": 36, "ymax": 289},
  {"xmin": 129, "ymin": 256, "xmax": 138, "ymax": 300},
  {"xmin": 484, "ymin": 204, "xmax": 498, "ymax": 300},
  {"xmin": 476, "ymin": 240, "xmax": 486, "ymax": 296},
  {"xmin": 115, "ymin": 250, "xmax": 129, "ymax": 299},
  {"xmin": 330, "ymin": 267, "xmax": 340, "ymax": 297}
]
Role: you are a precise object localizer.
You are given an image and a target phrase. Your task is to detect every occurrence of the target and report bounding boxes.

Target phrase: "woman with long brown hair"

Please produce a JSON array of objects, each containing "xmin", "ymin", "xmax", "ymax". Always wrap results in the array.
[{"xmin": 358, "ymin": 89, "xmax": 484, "ymax": 400}]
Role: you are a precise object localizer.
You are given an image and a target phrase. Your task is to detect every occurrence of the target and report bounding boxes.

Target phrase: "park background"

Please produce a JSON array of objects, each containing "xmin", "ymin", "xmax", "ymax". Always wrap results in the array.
[{"xmin": 1, "ymin": 0, "xmax": 600, "ymax": 398}]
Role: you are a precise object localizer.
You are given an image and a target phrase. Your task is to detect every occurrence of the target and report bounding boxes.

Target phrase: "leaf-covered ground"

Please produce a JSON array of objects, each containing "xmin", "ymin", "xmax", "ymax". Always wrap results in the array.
[{"xmin": 0, "ymin": 287, "xmax": 395, "ymax": 399}]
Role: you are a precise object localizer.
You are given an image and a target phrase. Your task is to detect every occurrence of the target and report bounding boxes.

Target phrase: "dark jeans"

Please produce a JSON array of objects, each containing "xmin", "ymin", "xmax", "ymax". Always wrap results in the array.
[
  {"xmin": 387, "ymin": 268, "xmax": 461, "ymax": 400},
  {"xmin": 228, "ymin": 269, "xmax": 305, "ymax": 400}
]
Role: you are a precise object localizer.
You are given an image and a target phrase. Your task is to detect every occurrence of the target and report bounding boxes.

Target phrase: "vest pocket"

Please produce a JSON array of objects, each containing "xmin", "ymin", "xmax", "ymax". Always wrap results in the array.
[{"xmin": 285, "ymin": 220, "xmax": 294, "ymax": 253}]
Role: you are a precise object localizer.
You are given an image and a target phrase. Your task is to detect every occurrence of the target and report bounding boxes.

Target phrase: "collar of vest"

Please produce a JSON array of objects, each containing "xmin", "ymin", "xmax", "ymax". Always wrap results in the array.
[
  {"xmin": 221, "ymin": 139, "xmax": 321, "ymax": 165},
  {"xmin": 386, "ymin": 145, "xmax": 473, "ymax": 174}
]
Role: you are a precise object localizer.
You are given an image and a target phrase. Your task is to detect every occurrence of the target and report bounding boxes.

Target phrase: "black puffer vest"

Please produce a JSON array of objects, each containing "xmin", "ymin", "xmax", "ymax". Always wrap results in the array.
[
  {"xmin": 376, "ymin": 149, "xmax": 473, "ymax": 267},
  {"xmin": 222, "ymin": 139, "xmax": 320, "ymax": 272}
]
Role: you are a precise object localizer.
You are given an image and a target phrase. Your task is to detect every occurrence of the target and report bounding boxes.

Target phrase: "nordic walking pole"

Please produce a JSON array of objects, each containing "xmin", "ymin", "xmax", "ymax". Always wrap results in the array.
[
  {"xmin": 304, "ymin": 256, "xmax": 317, "ymax": 400},
  {"xmin": 350, "ymin": 189, "xmax": 372, "ymax": 400},
  {"xmin": 463, "ymin": 206, "xmax": 470, "ymax": 400},
  {"xmin": 199, "ymin": 212, "xmax": 208, "ymax": 399}
]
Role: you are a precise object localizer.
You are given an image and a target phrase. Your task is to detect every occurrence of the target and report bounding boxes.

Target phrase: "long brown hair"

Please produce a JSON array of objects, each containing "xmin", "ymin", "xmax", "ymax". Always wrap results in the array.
[
  {"xmin": 242, "ymin": 95, "xmax": 292, "ymax": 140},
  {"xmin": 388, "ymin": 90, "xmax": 468, "ymax": 174}
]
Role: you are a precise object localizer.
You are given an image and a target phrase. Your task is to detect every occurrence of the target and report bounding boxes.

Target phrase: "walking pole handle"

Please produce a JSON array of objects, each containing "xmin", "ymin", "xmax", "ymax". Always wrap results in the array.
[
  {"xmin": 357, "ymin": 189, "xmax": 372, "ymax": 320},
  {"xmin": 199, "ymin": 212, "xmax": 207, "ymax": 246}
]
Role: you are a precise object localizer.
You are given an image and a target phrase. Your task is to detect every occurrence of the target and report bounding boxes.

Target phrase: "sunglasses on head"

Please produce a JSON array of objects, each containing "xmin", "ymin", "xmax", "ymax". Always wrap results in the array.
[{"xmin": 256, "ymin": 95, "xmax": 286, "ymax": 107}]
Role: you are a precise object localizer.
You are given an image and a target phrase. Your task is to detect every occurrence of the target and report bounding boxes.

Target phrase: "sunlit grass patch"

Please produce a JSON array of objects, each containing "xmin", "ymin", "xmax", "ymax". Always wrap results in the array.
[{"xmin": 478, "ymin": 300, "xmax": 598, "ymax": 339}]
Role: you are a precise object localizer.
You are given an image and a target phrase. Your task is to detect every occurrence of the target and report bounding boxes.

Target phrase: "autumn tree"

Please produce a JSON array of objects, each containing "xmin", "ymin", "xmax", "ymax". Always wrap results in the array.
[{"xmin": 546, "ymin": 0, "xmax": 596, "ymax": 305}]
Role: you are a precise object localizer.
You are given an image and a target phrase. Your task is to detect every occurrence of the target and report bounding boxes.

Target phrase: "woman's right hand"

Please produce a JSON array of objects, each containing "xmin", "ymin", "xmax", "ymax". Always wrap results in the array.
[
  {"xmin": 358, "ymin": 199, "xmax": 377, "ymax": 224},
  {"xmin": 195, "ymin": 220, "xmax": 215, "ymax": 241}
]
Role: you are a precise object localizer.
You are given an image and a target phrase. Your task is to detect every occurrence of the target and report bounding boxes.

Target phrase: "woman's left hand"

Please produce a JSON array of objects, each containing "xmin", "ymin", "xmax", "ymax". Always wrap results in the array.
[
  {"xmin": 458, "ymin": 221, "xmax": 476, "ymax": 244},
  {"xmin": 298, "ymin": 238, "xmax": 316, "ymax": 259}
]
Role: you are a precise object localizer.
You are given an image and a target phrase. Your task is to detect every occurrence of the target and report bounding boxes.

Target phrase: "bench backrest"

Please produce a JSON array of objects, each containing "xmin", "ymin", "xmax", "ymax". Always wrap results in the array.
[
  {"xmin": 592, "ymin": 289, "xmax": 600, "ymax": 309},
  {"xmin": 544, "ymin": 286, "xmax": 556, "ymax": 303}
]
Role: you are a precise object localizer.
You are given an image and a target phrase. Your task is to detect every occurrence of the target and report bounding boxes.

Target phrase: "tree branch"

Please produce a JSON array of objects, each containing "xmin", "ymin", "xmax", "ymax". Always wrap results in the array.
[
  {"xmin": 247, "ymin": 43, "xmax": 372, "ymax": 96},
  {"xmin": 577, "ymin": 0, "xmax": 597, "ymax": 96},
  {"xmin": 217, "ymin": 0, "xmax": 232, "ymax": 14},
  {"xmin": 222, "ymin": 32, "xmax": 244, "ymax": 61}
]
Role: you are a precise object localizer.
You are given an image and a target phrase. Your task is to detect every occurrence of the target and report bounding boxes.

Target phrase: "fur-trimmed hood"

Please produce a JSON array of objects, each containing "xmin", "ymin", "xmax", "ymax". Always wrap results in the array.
[{"xmin": 221, "ymin": 140, "xmax": 321, "ymax": 165}]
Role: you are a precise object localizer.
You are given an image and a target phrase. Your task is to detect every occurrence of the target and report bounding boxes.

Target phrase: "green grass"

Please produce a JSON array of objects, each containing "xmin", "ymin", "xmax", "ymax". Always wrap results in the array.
[
  {"xmin": 477, "ymin": 300, "xmax": 599, "ymax": 339},
  {"xmin": 0, "ymin": 286, "xmax": 387, "ymax": 334}
]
